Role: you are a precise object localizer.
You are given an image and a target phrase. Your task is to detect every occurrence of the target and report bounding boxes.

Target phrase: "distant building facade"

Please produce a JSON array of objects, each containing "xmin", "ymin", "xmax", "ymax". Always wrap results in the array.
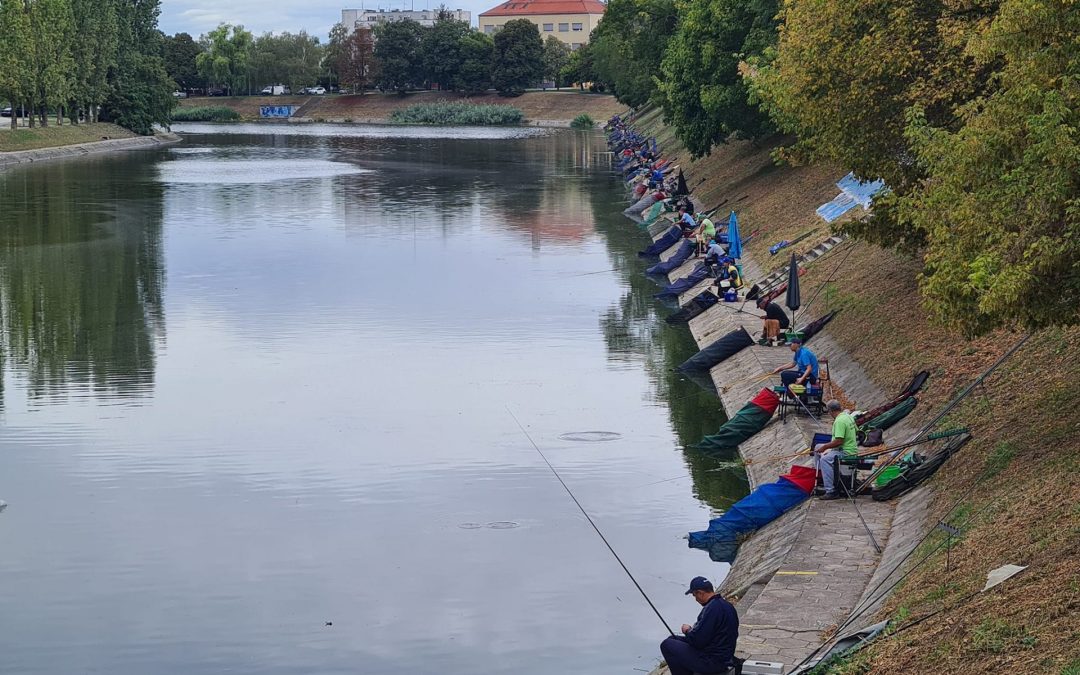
[
  {"xmin": 478, "ymin": 0, "xmax": 605, "ymax": 49},
  {"xmin": 341, "ymin": 8, "xmax": 471, "ymax": 31}
]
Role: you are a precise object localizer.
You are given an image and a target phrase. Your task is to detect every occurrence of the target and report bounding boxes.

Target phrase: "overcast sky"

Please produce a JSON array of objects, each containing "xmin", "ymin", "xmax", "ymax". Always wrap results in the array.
[{"xmin": 159, "ymin": 0, "xmax": 487, "ymax": 39}]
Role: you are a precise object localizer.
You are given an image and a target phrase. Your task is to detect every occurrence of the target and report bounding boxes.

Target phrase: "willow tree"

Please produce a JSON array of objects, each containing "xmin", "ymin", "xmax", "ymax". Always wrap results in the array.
[{"xmin": 900, "ymin": 0, "xmax": 1080, "ymax": 335}]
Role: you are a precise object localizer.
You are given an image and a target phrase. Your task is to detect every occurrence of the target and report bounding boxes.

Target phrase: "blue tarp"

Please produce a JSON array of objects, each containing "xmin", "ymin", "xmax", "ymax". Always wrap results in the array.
[
  {"xmin": 639, "ymin": 226, "xmax": 682, "ymax": 258},
  {"xmin": 817, "ymin": 173, "xmax": 887, "ymax": 222},
  {"xmin": 837, "ymin": 172, "xmax": 886, "ymax": 207},
  {"xmin": 688, "ymin": 476, "xmax": 810, "ymax": 551},
  {"xmin": 655, "ymin": 263, "xmax": 710, "ymax": 299},
  {"xmin": 646, "ymin": 240, "xmax": 696, "ymax": 275},
  {"xmin": 816, "ymin": 193, "xmax": 859, "ymax": 223}
]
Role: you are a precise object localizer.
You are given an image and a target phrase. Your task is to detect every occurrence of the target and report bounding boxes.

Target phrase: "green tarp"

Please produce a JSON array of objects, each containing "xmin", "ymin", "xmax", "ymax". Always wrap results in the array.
[
  {"xmin": 696, "ymin": 402, "xmax": 774, "ymax": 451},
  {"xmin": 863, "ymin": 396, "xmax": 917, "ymax": 431}
]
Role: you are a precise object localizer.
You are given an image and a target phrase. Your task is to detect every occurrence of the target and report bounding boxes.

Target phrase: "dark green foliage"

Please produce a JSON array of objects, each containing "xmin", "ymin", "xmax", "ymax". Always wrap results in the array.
[
  {"xmin": 541, "ymin": 36, "xmax": 571, "ymax": 86},
  {"xmin": 589, "ymin": 0, "xmax": 677, "ymax": 107},
  {"xmin": 657, "ymin": 0, "xmax": 777, "ymax": 156},
  {"xmin": 170, "ymin": 105, "xmax": 240, "ymax": 122},
  {"xmin": 453, "ymin": 31, "xmax": 494, "ymax": 95},
  {"xmin": 388, "ymin": 101, "xmax": 523, "ymax": 125},
  {"xmin": 570, "ymin": 113, "xmax": 594, "ymax": 129},
  {"xmin": 163, "ymin": 32, "xmax": 205, "ymax": 91},
  {"xmin": 374, "ymin": 19, "xmax": 425, "ymax": 93},
  {"xmin": 99, "ymin": 0, "xmax": 174, "ymax": 134},
  {"xmin": 560, "ymin": 42, "xmax": 595, "ymax": 89},
  {"xmin": 421, "ymin": 16, "xmax": 471, "ymax": 90},
  {"xmin": 491, "ymin": 19, "xmax": 543, "ymax": 97}
]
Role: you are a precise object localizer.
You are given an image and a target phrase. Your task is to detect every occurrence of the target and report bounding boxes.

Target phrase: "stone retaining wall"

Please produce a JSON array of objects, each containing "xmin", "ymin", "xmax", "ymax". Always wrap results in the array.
[{"xmin": 0, "ymin": 133, "xmax": 181, "ymax": 168}]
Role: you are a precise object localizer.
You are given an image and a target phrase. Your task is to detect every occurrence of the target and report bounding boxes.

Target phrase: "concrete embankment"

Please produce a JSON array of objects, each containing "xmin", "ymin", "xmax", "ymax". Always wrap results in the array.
[
  {"xmin": 616, "ymin": 136, "xmax": 941, "ymax": 674},
  {"xmin": 0, "ymin": 133, "xmax": 181, "ymax": 168}
]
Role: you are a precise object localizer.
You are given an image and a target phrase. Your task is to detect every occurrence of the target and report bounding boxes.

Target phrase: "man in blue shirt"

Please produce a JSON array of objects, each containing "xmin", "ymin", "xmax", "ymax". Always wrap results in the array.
[
  {"xmin": 660, "ymin": 576, "xmax": 740, "ymax": 675},
  {"xmin": 677, "ymin": 205, "xmax": 697, "ymax": 235},
  {"xmin": 772, "ymin": 338, "xmax": 819, "ymax": 386}
]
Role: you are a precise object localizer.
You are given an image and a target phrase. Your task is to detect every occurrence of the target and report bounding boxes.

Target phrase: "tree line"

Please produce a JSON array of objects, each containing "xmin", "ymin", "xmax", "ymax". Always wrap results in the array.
[
  {"xmin": 179, "ymin": 13, "xmax": 575, "ymax": 99},
  {"xmin": 0, "ymin": 0, "xmax": 174, "ymax": 134},
  {"xmin": 584, "ymin": 0, "xmax": 1078, "ymax": 336}
]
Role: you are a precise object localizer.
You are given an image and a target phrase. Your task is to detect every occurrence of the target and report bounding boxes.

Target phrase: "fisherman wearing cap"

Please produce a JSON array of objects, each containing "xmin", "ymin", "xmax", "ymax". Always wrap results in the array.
[
  {"xmin": 659, "ymin": 576, "xmax": 740, "ymax": 675},
  {"xmin": 813, "ymin": 400, "xmax": 859, "ymax": 500},
  {"xmin": 772, "ymin": 338, "xmax": 819, "ymax": 386}
]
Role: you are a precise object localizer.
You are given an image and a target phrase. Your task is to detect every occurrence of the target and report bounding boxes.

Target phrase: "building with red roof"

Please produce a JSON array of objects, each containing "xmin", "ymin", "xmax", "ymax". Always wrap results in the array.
[{"xmin": 479, "ymin": 0, "xmax": 606, "ymax": 49}]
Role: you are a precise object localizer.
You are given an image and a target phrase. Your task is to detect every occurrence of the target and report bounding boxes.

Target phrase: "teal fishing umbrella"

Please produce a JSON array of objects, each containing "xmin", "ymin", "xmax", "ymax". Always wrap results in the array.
[{"xmin": 727, "ymin": 211, "xmax": 743, "ymax": 260}]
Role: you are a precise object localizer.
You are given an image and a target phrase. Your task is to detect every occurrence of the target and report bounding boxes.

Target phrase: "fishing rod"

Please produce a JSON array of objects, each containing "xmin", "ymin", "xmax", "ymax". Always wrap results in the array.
[
  {"xmin": 506, "ymin": 407, "xmax": 676, "ymax": 637},
  {"xmin": 857, "ymin": 332, "xmax": 1031, "ymax": 494}
]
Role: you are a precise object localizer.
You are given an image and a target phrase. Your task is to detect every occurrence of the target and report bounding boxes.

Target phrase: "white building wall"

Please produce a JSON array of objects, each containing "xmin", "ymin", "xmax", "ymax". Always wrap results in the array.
[{"xmin": 342, "ymin": 8, "xmax": 472, "ymax": 30}]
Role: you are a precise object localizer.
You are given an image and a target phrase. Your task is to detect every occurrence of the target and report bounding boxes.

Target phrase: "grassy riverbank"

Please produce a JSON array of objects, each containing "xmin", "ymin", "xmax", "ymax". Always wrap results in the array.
[
  {"xmin": 0, "ymin": 123, "xmax": 137, "ymax": 153},
  {"xmin": 633, "ymin": 106, "xmax": 1080, "ymax": 674}
]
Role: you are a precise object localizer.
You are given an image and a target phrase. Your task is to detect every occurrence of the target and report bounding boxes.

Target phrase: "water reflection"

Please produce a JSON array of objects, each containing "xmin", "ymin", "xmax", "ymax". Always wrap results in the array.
[
  {"xmin": 587, "ymin": 177, "xmax": 749, "ymax": 512},
  {"xmin": 0, "ymin": 127, "xmax": 747, "ymax": 675},
  {"xmin": 0, "ymin": 157, "xmax": 165, "ymax": 404}
]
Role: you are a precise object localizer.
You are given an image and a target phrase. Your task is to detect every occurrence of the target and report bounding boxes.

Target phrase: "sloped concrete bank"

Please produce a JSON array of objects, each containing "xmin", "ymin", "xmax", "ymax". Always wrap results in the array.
[
  {"xmin": 0, "ymin": 133, "xmax": 181, "ymax": 168},
  {"xmin": 637, "ymin": 190, "xmax": 936, "ymax": 672}
]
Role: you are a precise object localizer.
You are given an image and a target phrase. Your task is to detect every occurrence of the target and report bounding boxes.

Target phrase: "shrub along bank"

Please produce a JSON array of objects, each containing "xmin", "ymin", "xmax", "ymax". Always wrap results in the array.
[
  {"xmin": 388, "ymin": 102, "xmax": 524, "ymax": 126},
  {"xmin": 630, "ymin": 107, "xmax": 1080, "ymax": 675},
  {"xmin": 170, "ymin": 106, "xmax": 241, "ymax": 122}
]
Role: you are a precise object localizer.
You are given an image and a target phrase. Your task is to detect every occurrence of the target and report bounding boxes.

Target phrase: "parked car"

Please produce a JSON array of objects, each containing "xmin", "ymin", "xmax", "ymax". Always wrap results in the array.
[
  {"xmin": 302, "ymin": 86, "xmax": 326, "ymax": 95},
  {"xmin": 1, "ymin": 106, "xmax": 27, "ymax": 117},
  {"xmin": 261, "ymin": 84, "xmax": 289, "ymax": 96},
  {"xmin": 172, "ymin": 91, "xmax": 188, "ymax": 99},
  {"xmin": 208, "ymin": 87, "xmax": 227, "ymax": 97}
]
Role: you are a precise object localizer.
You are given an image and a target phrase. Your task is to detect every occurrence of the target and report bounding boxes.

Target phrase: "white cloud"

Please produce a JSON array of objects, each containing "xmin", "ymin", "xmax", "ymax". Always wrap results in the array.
[{"xmin": 160, "ymin": 0, "xmax": 493, "ymax": 38}]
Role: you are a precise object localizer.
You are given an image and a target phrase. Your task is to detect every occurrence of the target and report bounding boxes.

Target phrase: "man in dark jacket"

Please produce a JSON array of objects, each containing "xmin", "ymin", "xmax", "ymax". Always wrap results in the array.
[{"xmin": 660, "ymin": 576, "xmax": 740, "ymax": 675}]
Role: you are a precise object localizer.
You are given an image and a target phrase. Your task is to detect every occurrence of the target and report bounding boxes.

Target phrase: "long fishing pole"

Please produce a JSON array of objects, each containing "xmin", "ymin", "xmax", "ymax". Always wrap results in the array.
[
  {"xmin": 506, "ymin": 407, "xmax": 676, "ymax": 637},
  {"xmin": 857, "ymin": 332, "xmax": 1031, "ymax": 494}
]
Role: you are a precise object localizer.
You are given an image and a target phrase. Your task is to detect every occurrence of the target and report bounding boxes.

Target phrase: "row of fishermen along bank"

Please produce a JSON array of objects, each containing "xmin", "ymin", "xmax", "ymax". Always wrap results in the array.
[{"xmin": 605, "ymin": 114, "xmax": 976, "ymax": 675}]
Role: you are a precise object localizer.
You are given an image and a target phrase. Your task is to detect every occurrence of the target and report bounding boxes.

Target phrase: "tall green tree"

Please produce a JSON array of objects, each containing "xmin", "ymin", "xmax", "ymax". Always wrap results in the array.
[
  {"xmin": 453, "ymin": 31, "xmax": 493, "ymax": 95},
  {"xmin": 491, "ymin": 18, "xmax": 543, "ymax": 97},
  {"xmin": 560, "ymin": 41, "xmax": 596, "ymax": 89},
  {"xmin": 589, "ymin": 0, "xmax": 677, "ymax": 106},
  {"xmin": 421, "ymin": 15, "xmax": 470, "ymax": 90},
  {"xmin": 324, "ymin": 22, "xmax": 348, "ymax": 90},
  {"xmin": 70, "ymin": 0, "xmax": 119, "ymax": 123},
  {"xmin": 196, "ymin": 23, "xmax": 253, "ymax": 94},
  {"xmin": 374, "ymin": 18, "xmax": 425, "ymax": 93},
  {"xmin": 898, "ymin": 0, "xmax": 1080, "ymax": 335},
  {"xmin": 29, "ymin": 0, "xmax": 77, "ymax": 126},
  {"xmin": 163, "ymin": 31, "xmax": 204, "ymax": 92},
  {"xmin": 541, "ymin": 36, "xmax": 570, "ymax": 88},
  {"xmin": 657, "ymin": 0, "xmax": 777, "ymax": 156},
  {"xmin": 0, "ymin": 0, "xmax": 34, "ymax": 128},
  {"xmin": 102, "ymin": 0, "xmax": 174, "ymax": 135}
]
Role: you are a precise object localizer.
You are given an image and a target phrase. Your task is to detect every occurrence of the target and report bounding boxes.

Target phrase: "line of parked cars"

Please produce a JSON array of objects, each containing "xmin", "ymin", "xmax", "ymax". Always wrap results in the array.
[{"xmin": 258, "ymin": 85, "xmax": 327, "ymax": 96}]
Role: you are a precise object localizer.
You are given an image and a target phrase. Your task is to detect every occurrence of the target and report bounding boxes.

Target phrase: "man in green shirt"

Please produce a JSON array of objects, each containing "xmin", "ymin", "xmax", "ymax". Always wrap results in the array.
[{"xmin": 814, "ymin": 400, "xmax": 858, "ymax": 500}]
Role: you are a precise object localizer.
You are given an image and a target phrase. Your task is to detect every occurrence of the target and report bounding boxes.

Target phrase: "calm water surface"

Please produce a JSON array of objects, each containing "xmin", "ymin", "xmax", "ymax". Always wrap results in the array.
[{"xmin": 0, "ymin": 124, "xmax": 746, "ymax": 674}]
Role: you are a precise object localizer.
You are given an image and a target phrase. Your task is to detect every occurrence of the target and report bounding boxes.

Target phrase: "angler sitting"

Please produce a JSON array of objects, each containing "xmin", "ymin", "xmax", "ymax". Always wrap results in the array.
[
  {"xmin": 758, "ymin": 299, "xmax": 790, "ymax": 345},
  {"xmin": 695, "ymin": 213, "xmax": 716, "ymax": 255},
  {"xmin": 813, "ymin": 400, "xmax": 858, "ymax": 500},
  {"xmin": 660, "ymin": 576, "xmax": 740, "ymax": 675},
  {"xmin": 677, "ymin": 205, "xmax": 697, "ymax": 235},
  {"xmin": 772, "ymin": 338, "xmax": 819, "ymax": 386}
]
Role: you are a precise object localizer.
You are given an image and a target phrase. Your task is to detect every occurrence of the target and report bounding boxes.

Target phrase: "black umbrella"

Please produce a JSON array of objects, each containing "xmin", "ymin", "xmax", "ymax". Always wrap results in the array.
[
  {"xmin": 786, "ymin": 252, "xmax": 801, "ymax": 330},
  {"xmin": 675, "ymin": 170, "xmax": 689, "ymax": 196}
]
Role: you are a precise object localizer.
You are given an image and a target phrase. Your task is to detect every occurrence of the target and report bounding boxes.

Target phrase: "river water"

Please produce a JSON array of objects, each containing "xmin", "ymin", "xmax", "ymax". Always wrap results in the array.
[{"xmin": 0, "ymin": 124, "xmax": 746, "ymax": 674}]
